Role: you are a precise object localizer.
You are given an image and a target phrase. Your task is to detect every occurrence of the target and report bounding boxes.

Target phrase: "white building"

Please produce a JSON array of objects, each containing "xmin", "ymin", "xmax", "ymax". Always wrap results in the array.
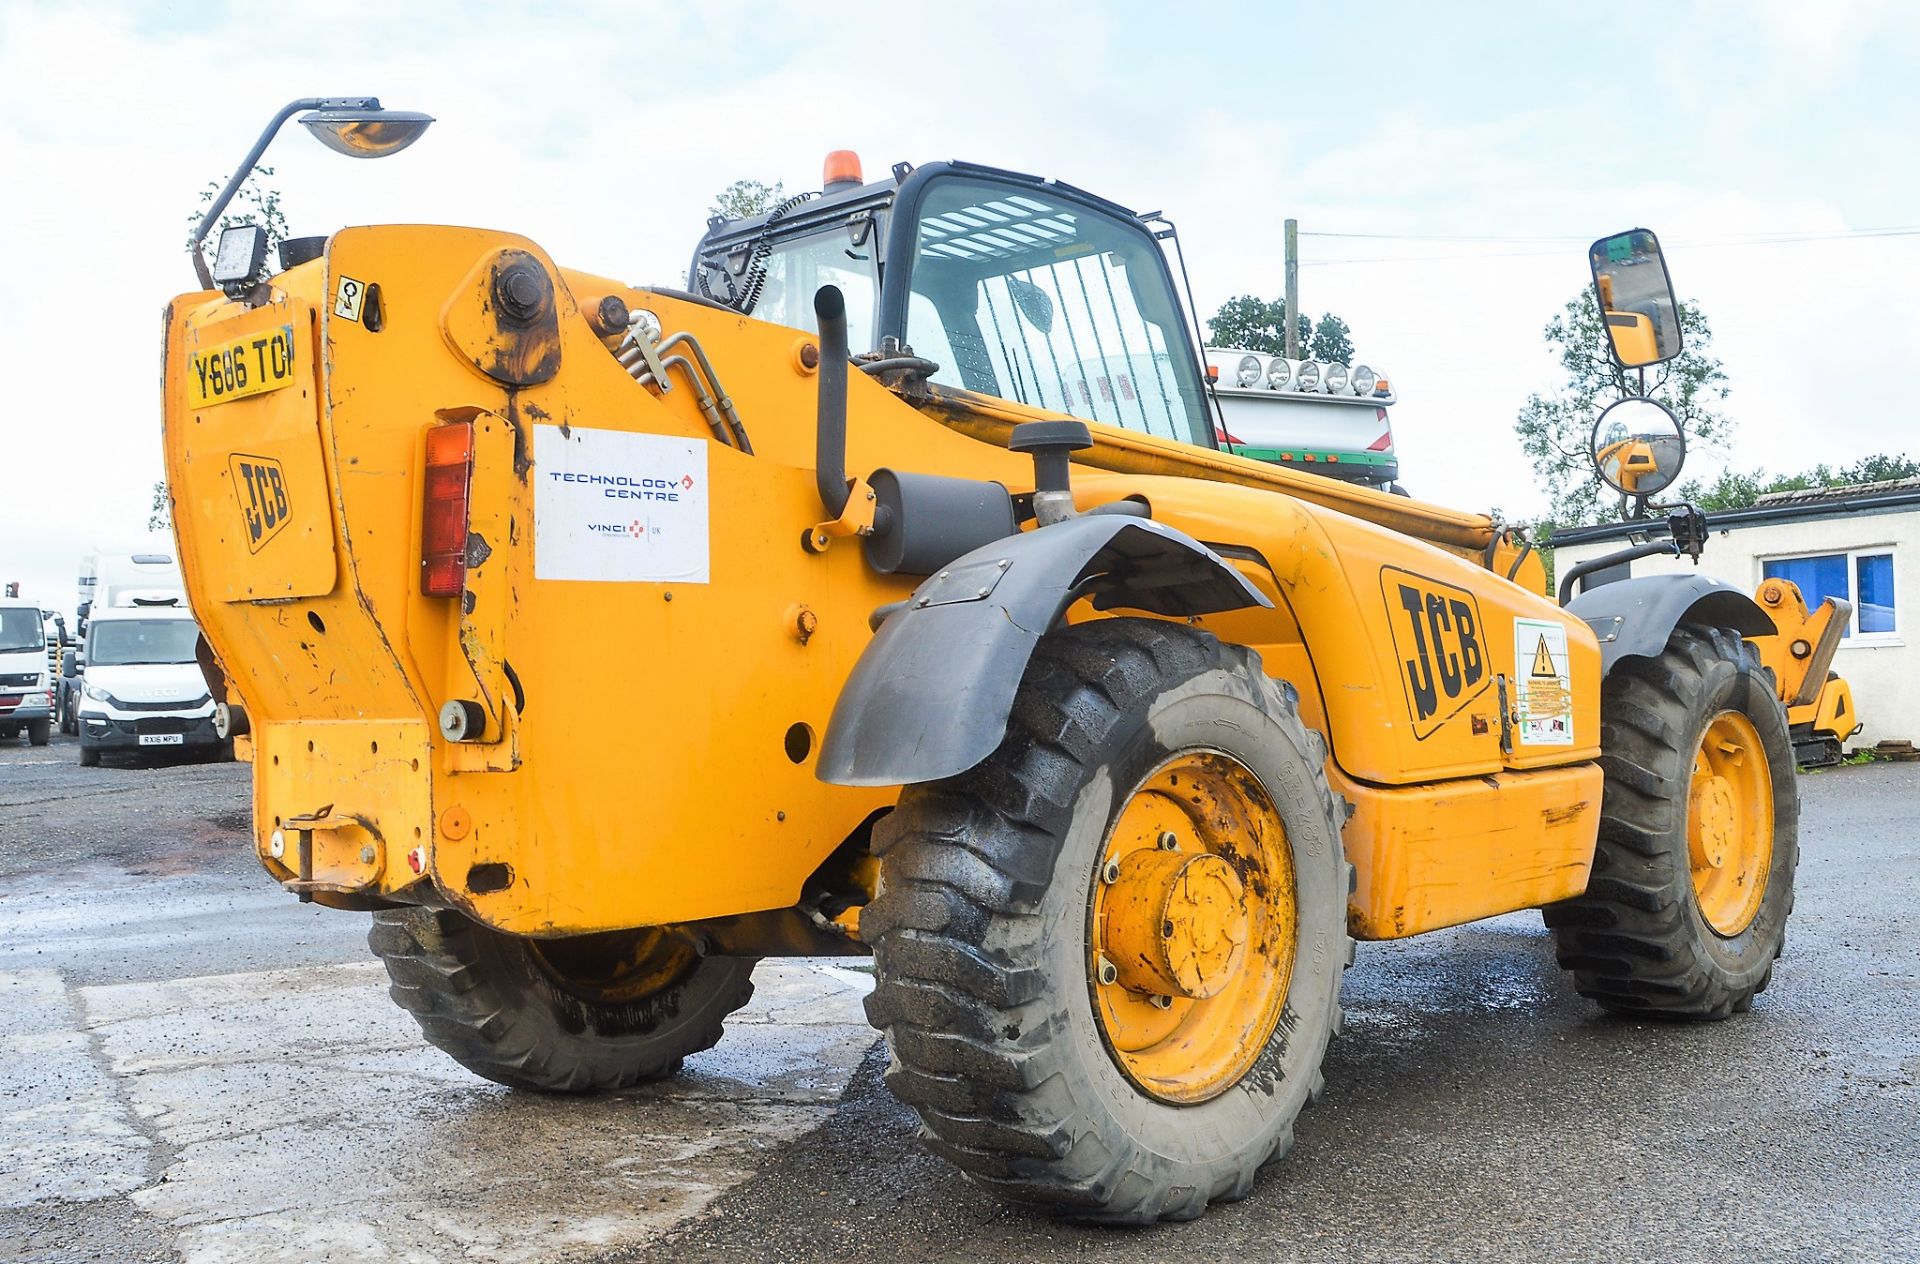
[{"xmin": 1552, "ymin": 478, "xmax": 1918, "ymax": 749}]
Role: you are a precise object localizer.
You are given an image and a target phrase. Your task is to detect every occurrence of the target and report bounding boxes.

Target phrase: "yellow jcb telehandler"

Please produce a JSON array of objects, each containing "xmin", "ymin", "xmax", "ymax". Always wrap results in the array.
[{"xmin": 162, "ymin": 105, "xmax": 1815, "ymax": 1223}]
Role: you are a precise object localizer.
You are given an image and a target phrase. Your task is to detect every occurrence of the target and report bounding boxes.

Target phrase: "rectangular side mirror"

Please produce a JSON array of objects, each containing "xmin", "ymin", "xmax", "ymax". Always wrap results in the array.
[{"xmin": 1589, "ymin": 229, "xmax": 1682, "ymax": 369}]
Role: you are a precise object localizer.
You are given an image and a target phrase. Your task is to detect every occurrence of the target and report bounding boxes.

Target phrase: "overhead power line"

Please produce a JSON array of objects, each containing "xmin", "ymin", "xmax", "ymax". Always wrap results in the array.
[
  {"xmin": 1301, "ymin": 225, "xmax": 1920, "ymax": 245},
  {"xmin": 1296, "ymin": 225, "xmax": 1920, "ymax": 267}
]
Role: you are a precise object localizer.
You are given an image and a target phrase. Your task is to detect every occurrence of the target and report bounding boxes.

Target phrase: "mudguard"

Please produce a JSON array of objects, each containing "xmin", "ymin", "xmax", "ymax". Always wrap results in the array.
[
  {"xmin": 816, "ymin": 516, "xmax": 1269, "ymax": 788},
  {"xmin": 1566, "ymin": 573, "xmax": 1776, "ymax": 674}
]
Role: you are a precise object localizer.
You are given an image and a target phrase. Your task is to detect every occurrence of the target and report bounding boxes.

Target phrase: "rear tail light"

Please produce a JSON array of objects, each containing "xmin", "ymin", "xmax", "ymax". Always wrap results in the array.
[{"xmin": 421, "ymin": 421, "xmax": 474, "ymax": 597}]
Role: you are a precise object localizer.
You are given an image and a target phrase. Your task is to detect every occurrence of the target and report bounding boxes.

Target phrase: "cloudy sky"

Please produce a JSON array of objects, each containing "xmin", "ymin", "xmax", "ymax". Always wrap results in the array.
[{"xmin": 3, "ymin": 0, "xmax": 1916, "ymax": 618}]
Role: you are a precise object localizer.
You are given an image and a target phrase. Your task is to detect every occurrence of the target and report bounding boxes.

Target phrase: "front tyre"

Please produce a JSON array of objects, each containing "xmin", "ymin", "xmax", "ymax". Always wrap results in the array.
[
  {"xmin": 370, "ymin": 909, "xmax": 756, "ymax": 1091},
  {"xmin": 1546, "ymin": 624, "xmax": 1797, "ymax": 1018},
  {"xmin": 862, "ymin": 619, "xmax": 1350, "ymax": 1223}
]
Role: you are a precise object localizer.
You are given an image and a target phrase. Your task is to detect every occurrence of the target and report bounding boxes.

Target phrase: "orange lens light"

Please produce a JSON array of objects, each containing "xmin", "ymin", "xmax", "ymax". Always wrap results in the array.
[
  {"xmin": 421, "ymin": 421, "xmax": 474, "ymax": 597},
  {"xmin": 823, "ymin": 150, "xmax": 863, "ymax": 188}
]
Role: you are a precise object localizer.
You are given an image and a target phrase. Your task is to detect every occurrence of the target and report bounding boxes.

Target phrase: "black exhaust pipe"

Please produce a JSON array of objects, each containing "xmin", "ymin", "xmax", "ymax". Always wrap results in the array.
[{"xmin": 813, "ymin": 285, "xmax": 850, "ymax": 518}]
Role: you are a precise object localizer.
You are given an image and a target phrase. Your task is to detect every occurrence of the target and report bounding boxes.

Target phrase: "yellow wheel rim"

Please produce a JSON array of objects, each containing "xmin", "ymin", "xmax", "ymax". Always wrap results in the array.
[
  {"xmin": 1688, "ymin": 710, "xmax": 1774, "ymax": 937},
  {"xmin": 1088, "ymin": 751, "xmax": 1296, "ymax": 1105}
]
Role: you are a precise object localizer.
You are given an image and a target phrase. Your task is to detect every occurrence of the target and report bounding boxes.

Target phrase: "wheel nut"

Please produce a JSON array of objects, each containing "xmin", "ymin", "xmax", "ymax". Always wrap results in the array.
[
  {"xmin": 1095, "ymin": 954, "xmax": 1118, "ymax": 986},
  {"xmin": 1101, "ymin": 858, "xmax": 1121, "ymax": 884},
  {"xmin": 1157, "ymin": 830, "xmax": 1179, "ymax": 851}
]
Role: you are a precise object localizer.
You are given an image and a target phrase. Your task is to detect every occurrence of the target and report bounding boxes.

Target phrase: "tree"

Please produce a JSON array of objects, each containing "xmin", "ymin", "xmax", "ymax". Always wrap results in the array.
[
  {"xmin": 708, "ymin": 178, "xmax": 786, "ymax": 222},
  {"xmin": 1676, "ymin": 452, "xmax": 1920, "ymax": 511},
  {"xmin": 185, "ymin": 164, "xmax": 289, "ymax": 275},
  {"xmin": 1513, "ymin": 292, "xmax": 1731, "ymax": 527},
  {"xmin": 1308, "ymin": 313, "xmax": 1353, "ymax": 364},
  {"xmin": 1206, "ymin": 295, "xmax": 1356, "ymax": 360}
]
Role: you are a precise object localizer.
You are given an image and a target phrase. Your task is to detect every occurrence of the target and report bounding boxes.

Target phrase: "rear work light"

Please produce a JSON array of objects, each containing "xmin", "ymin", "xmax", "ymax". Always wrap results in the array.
[{"xmin": 421, "ymin": 421, "xmax": 474, "ymax": 596}]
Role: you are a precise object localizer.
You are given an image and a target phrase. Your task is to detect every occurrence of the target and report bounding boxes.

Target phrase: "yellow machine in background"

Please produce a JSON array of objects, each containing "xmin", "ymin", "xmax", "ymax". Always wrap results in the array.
[
  {"xmin": 1751, "ymin": 577, "xmax": 1862, "ymax": 766},
  {"xmin": 161, "ymin": 110, "xmax": 1803, "ymax": 1224}
]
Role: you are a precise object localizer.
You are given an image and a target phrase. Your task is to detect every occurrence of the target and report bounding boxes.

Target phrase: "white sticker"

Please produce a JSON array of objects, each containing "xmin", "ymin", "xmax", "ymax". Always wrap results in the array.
[
  {"xmin": 333, "ymin": 275, "xmax": 367, "ymax": 322},
  {"xmin": 1514, "ymin": 618, "xmax": 1573, "ymax": 745},
  {"xmin": 532, "ymin": 425, "xmax": 709, "ymax": 583}
]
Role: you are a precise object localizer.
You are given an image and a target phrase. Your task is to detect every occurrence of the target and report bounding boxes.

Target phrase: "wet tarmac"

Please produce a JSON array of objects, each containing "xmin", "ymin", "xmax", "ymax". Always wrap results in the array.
[{"xmin": 2, "ymin": 731, "xmax": 1916, "ymax": 1262}]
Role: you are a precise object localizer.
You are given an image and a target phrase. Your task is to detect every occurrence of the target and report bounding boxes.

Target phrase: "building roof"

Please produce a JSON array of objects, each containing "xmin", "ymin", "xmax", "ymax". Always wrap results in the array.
[
  {"xmin": 1751, "ymin": 476, "xmax": 1920, "ymax": 508},
  {"xmin": 1551, "ymin": 477, "xmax": 1920, "ymax": 548}
]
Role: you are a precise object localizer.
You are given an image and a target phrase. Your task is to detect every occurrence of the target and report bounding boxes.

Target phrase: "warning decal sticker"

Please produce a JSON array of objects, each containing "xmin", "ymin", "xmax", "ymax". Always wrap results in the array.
[
  {"xmin": 532, "ymin": 424, "xmax": 709, "ymax": 583},
  {"xmin": 1514, "ymin": 618, "xmax": 1573, "ymax": 746}
]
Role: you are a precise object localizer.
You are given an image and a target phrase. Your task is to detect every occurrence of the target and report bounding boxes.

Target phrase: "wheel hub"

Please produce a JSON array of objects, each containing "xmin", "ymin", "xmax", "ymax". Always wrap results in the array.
[
  {"xmin": 1687, "ymin": 710, "xmax": 1775, "ymax": 938},
  {"xmin": 1688, "ymin": 775, "xmax": 1736, "ymax": 871},
  {"xmin": 1088, "ymin": 750, "xmax": 1297, "ymax": 1105},
  {"xmin": 1101, "ymin": 849, "xmax": 1248, "ymax": 999}
]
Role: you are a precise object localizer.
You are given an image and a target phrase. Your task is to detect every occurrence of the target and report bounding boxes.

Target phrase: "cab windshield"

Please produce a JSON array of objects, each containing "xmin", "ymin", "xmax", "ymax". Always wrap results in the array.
[
  {"xmin": 901, "ymin": 177, "xmax": 1208, "ymax": 445},
  {"xmin": 88, "ymin": 619, "xmax": 200, "ymax": 666},
  {"xmin": 0, "ymin": 608, "xmax": 41, "ymax": 652}
]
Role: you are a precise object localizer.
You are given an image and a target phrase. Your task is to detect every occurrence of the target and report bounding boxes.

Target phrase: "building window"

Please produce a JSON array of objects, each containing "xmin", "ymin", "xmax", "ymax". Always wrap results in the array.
[{"xmin": 1762, "ymin": 550, "xmax": 1897, "ymax": 640}]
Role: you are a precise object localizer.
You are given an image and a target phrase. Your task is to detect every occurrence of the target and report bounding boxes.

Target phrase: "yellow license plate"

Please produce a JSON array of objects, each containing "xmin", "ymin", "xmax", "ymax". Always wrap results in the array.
[{"xmin": 188, "ymin": 325, "xmax": 298, "ymax": 409}]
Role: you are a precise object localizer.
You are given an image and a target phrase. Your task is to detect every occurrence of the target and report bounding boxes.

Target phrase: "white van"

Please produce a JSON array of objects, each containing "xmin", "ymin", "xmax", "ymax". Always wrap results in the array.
[
  {"xmin": 0, "ymin": 597, "xmax": 53, "ymax": 746},
  {"xmin": 72, "ymin": 602, "xmax": 221, "ymax": 766}
]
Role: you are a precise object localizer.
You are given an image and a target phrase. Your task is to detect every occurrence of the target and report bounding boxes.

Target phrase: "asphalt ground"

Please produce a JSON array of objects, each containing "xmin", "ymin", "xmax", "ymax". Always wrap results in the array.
[{"xmin": 1, "ymin": 729, "xmax": 1915, "ymax": 1263}]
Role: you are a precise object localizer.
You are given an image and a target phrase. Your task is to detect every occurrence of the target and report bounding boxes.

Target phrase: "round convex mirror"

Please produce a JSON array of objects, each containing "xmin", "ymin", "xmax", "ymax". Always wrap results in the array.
[{"xmin": 1590, "ymin": 396, "xmax": 1686, "ymax": 499}]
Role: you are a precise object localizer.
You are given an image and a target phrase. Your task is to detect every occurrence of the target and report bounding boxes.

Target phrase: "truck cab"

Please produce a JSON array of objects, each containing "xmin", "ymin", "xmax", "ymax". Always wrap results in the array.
[
  {"xmin": 78, "ymin": 549, "xmax": 185, "ymax": 636},
  {"xmin": 72, "ymin": 602, "xmax": 222, "ymax": 765},
  {"xmin": 0, "ymin": 597, "xmax": 53, "ymax": 746},
  {"xmin": 1204, "ymin": 347, "xmax": 1401, "ymax": 489}
]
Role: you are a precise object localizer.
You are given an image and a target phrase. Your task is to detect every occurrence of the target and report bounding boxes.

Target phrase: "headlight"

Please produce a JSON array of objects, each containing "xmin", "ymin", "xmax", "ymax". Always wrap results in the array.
[
  {"xmin": 1351, "ymin": 365, "xmax": 1377, "ymax": 396},
  {"xmin": 1324, "ymin": 363, "xmax": 1350, "ymax": 394},
  {"xmin": 1295, "ymin": 361, "xmax": 1321, "ymax": 392},
  {"xmin": 81, "ymin": 681, "xmax": 118, "ymax": 706},
  {"xmin": 1266, "ymin": 358, "xmax": 1291, "ymax": 389},
  {"xmin": 1235, "ymin": 355, "xmax": 1261, "ymax": 388}
]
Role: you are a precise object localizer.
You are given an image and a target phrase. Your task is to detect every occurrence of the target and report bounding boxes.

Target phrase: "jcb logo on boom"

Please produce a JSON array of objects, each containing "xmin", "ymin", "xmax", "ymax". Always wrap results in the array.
[
  {"xmin": 1379, "ymin": 567, "xmax": 1489, "ymax": 740},
  {"xmin": 229, "ymin": 454, "xmax": 292, "ymax": 553}
]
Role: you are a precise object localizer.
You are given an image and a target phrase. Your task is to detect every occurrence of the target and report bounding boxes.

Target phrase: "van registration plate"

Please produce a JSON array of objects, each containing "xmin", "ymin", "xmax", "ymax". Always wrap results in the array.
[
  {"xmin": 139, "ymin": 733, "xmax": 185, "ymax": 747},
  {"xmin": 188, "ymin": 325, "xmax": 297, "ymax": 409}
]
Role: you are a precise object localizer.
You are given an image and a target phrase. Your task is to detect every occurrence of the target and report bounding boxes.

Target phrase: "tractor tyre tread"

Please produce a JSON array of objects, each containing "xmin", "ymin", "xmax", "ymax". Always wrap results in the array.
[
  {"xmin": 1544, "ymin": 624, "xmax": 1797, "ymax": 1019},
  {"xmin": 862, "ymin": 618, "xmax": 1349, "ymax": 1224},
  {"xmin": 368, "ymin": 907, "xmax": 754, "ymax": 1093}
]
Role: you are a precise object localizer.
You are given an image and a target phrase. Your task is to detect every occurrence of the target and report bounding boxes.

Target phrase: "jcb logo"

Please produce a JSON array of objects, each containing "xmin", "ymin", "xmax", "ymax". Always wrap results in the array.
[
  {"xmin": 1380, "ymin": 567, "xmax": 1489, "ymax": 740},
  {"xmin": 229, "ymin": 454, "xmax": 292, "ymax": 553}
]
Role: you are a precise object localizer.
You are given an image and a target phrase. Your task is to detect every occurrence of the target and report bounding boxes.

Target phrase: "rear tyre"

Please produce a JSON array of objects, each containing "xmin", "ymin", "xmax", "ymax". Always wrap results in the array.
[
  {"xmin": 78, "ymin": 743, "xmax": 101, "ymax": 767},
  {"xmin": 369, "ymin": 908, "xmax": 757, "ymax": 1091},
  {"xmin": 863, "ymin": 619, "xmax": 1350, "ymax": 1223},
  {"xmin": 27, "ymin": 719, "xmax": 50, "ymax": 747},
  {"xmin": 1546, "ymin": 624, "xmax": 1797, "ymax": 1018}
]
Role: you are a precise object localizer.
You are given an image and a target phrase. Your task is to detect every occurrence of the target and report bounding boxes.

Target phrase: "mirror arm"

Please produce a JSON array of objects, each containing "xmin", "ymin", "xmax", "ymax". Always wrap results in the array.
[
  {"xmin": 188, "ymin": 95, "xmax": 381, "ymax": 289},
  {"xmin": 1557, "ymin": 538, "xmax": 1681, "ymax": 606}
]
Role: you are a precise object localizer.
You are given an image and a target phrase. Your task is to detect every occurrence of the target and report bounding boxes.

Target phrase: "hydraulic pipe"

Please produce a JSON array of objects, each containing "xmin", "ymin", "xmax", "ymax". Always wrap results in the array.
[{"xmin": 814, "ymin": 285, "xmax": 851, "ymax": 518}]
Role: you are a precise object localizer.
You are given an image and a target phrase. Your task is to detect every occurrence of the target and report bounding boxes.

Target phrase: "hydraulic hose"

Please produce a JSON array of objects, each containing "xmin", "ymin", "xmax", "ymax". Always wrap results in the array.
[{"xmin": 814, "ymin": 285, "xmax": 851, "ymax": 518}]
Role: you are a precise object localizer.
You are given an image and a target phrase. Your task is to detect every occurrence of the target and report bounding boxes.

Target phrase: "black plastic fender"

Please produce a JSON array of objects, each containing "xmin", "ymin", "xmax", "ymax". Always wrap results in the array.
[
  {"xmin": 816, "ymin": 516, "xmax": 1270, "ymax": 787},
  {"xmin": 1566, "ymin": 573, "xmax": 1776, "ymax": 675}
]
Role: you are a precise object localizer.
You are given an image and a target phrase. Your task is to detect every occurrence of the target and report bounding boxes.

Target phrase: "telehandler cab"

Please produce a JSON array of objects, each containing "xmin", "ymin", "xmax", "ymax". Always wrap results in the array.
[{"xmin": 163, "ymin": 110, "xmax": 1804, "ymax": 1223}]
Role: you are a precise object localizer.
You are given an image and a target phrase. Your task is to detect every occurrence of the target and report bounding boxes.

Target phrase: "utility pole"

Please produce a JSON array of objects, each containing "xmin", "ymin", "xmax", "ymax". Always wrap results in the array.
[{"xmin": 1283, "ymin": 218, "xmax": 1300, "ymax": 360}]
